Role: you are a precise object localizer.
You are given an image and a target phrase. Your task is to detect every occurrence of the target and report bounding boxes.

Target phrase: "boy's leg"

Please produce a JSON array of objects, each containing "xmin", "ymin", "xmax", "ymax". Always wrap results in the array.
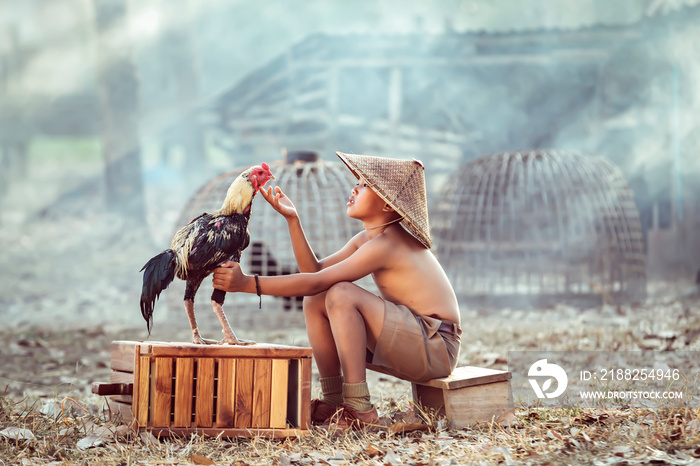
[
  {"xmin": 303, "ymin": 291, "xmax": 342, "ymax": 378},
  {"xmin": 304, "ymin": 291, "xmax": 344, "ymax": 423},
  {"xmin": 304, "ymin": 282, "xmax": 386, "ymax": 420},
  {"xmin": 323, "ymin": 282, "xmax": 386, "ymax": 384}
]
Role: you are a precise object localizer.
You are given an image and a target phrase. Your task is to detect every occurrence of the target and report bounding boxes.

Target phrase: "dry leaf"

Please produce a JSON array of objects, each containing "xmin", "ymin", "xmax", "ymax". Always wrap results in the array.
[
  {"xmin": 612, "ymin": 445, "xmax": 631, "ymax": 457},
  {"xmin": 362, "ymin": 445, "xmax": 383, "ymax": 458},
  {"xmin": 77, "ymin": 435, "xmax": 104, "ymax": 450},
  {"xmin": 497, "ymin": 411, "xmax": 518, "ymax": 426},
  {"xmin": 384, "ymin": 450, "xmax": 402, "ymax": 465},
  {"xmin": 0, "ymin": 427, "xmax": 35, "ymax": 441},
  {"xmin": 389, "ymin": 422, "xmax": 431, "ymax": 435},
  {"xmin": 190, "ymin": 453, "xmax": 215, "ymax": 465}
]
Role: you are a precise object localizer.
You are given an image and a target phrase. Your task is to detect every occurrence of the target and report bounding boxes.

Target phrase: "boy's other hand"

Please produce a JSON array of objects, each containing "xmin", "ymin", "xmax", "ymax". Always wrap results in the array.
[
  {"xmin": 212, "ymin": 261, "xmax": 247, "ymax": 292},
  {"xmin": 260, "ymin": 186, "xmax": 298, "ymax": 220}
]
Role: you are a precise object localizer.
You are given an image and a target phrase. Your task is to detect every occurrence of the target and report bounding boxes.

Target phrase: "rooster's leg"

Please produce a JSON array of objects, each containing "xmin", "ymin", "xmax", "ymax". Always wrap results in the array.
[
  {"xmin": 184, "ymin": 279, "xmax": 218, "ymax": 345},
  {"xmin": 211, "ymin": 289, "xmax": 255, "ymax": 345}
]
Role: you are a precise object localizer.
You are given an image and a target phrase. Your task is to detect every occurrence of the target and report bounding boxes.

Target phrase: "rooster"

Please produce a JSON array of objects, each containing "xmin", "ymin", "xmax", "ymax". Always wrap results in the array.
[{"xmin": 140, "ymin": 163, "xmax": 274, "ymax": 345}]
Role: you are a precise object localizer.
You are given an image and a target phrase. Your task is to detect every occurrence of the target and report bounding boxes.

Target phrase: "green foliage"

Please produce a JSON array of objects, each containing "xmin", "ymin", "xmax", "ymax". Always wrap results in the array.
[{"xmin": 28, "ymin": 137, "xmax": 101, "ymax": 164}]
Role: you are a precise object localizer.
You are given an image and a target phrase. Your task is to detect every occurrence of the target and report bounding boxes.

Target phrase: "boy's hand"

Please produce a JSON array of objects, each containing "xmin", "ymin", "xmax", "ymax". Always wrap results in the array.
[
  {"xmin": 212, "ymin": 261, "xmax": 249, "ymax": 292},
  {"xmin": 260, "ymin": 186, "xmax": 298, "ymax": 220}
]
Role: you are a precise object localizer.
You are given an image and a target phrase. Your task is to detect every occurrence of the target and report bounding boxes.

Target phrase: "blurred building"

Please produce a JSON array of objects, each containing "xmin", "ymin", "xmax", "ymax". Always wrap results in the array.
[{"xmin": 2, "ymin": 0, "xmax": 699, "ymax": 282}]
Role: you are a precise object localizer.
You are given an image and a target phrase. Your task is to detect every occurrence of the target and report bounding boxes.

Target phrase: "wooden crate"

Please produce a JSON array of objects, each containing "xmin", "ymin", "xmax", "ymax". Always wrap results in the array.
[
  {"xmin": 94, "ymin": 341, "xmax": 312, "ymax": 438},
  {"xmin": 368, "ymin": 364, "xmax": 513, "ymax": 428},
  {"xmin": 411, "ymin": 366, "xmax": 513, "ymax": 428}
]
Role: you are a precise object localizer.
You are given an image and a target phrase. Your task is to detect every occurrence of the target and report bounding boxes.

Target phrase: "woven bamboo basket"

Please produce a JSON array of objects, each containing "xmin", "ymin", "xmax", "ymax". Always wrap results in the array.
[{"xmin": 432, "ymin": 150, "xmax": 646, "ymax": 308}]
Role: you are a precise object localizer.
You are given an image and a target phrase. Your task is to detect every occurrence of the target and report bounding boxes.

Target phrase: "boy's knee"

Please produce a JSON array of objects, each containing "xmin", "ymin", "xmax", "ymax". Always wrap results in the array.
[{"xmin": 325, "ymin": 282, "xmax": 355, "ymax": 310}]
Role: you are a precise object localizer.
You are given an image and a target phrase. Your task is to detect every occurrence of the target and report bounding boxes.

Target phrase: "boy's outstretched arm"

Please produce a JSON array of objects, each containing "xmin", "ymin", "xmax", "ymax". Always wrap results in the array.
[
  {"xmin": 213, "ymin": 236, "xmax": 384, "ymax": 297},
  {"xmin": 260, "ymin": 186, "xmax": 319, "ymax": 272},
  {"xmin": 260, "ymin": 186, "xmax": 361, "ymax": 272}
]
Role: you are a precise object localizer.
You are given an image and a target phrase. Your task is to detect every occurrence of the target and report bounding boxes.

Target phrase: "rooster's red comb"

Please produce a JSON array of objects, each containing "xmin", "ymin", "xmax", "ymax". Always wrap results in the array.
[{"xmin": 261, "ymin": 162, "xmax": 270, "ymax": 173}]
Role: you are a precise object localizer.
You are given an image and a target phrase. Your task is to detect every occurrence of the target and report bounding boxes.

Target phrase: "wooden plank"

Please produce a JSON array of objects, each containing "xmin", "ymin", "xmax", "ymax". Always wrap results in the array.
[
  {"xmin": 148, "ymin": 426, "xmax": 309, "ymax": 439},
  {"xmin": 152, "ymin": 358, "xmax": 173, "ymax": 427},
  {"xmin": 441, "ymin": 380, "xmax": 513, "ymax": 428},
  {"xmin": 234, "ymin": 359, "xmax": 254, "ymax": 428},
  {"xmin": 110, "ymin": 370, "xmax": 134, "ymax": 384},
  {"xmin": 368, "ymin": 364, "xmax": 510, "ymax": 389},
  {"xmin": 195, "ymin": 358, "xmax": 215, "ymax": 428},
  {"xmin": 145, "ymin": 341, "xmax": 312, "ymax": 359},
  {"xmin": 216, "ymin": 359, "xmax": 237, "ymax": 428},
  {"xmin": 418, "ymin": 366, "xmax": 511, "ymax": 390},
  {"xmin": 286, "ymin": 359, "xmax": 299, "ymax": 428},
  {"xmin": 252, "ymin": 359, "xmax": 272, "ymax": 428},
  {"xmin": 92, "ymin": 382, "xmax": 132, "ymax": 396},
  {"xmin": 108, "ymin": 399, "xmax": 133, "ymax": 424},
  {"xmin": 111, "ymin": 341, "xmax": 139, "ymax": 372},
  {"xmin": 109, "ymin": 370, "xmax": 135, "ymax": 403},
  {"xmin": 173, "ymin": 358, "xmax": 194, "ymax": 428},
  {"xmin": 136, "ymin": 355, "xmax": 151, "ymax": 428},
  {"xmin": 298, "ymin": 358, "xmax": 312, "ymax": 430},
  {"xmin": 412, "ymin": 384, "xmax": 447, "ymax": 418},
  {"xmin": 269, "ymin": 359, "xmax": 289, "ymax": 429},
  {"xmin": 131, "ymin": 350, "xmax": 141, "ymax": 425}
]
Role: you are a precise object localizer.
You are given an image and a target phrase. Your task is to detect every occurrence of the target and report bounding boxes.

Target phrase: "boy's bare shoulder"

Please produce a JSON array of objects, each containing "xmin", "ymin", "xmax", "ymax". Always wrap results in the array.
[
  {"xmin": 349, "ymin": 230, "xmax": 371, "ymax": 248},
  {"xmin": 362, "ymin": 226, "xmax": 420, "ymax": 257}
]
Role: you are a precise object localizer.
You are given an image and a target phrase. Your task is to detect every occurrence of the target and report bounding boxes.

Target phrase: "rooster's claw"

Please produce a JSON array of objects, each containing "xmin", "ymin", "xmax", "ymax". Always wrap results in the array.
[{"xmin": 220, "ymin": 336, "xmax": 255, "ymax": 345}]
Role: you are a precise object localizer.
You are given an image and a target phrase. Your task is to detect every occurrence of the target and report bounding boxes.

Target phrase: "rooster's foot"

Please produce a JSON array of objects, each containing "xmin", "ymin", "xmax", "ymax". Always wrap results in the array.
[
  {"xmin": 220, "ymin": 335, "xmax": 255, "ymax": 345},
  {"xmin": 192, "ymin": 332, "xmax": 219, "ymax": 345}
]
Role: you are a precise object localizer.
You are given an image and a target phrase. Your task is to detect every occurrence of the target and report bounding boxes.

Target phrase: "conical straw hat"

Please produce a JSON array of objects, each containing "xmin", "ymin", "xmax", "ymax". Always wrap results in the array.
[{"xmin": 336, "ymin": 151, "xmax": 432, "ymax": 249}]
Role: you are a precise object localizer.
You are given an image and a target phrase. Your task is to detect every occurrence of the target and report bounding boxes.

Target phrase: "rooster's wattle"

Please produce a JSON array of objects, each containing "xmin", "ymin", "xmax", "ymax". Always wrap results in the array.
[{"xmin": 139, "ymin": 163, "xmax": 274, "ymax": 345}]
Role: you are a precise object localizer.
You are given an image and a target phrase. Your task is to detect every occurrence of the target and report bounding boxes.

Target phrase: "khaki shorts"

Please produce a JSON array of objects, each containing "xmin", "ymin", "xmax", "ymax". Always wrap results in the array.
[{"xmin": 366, "ymin": 300, "xmax": 462, "ymax": 383}]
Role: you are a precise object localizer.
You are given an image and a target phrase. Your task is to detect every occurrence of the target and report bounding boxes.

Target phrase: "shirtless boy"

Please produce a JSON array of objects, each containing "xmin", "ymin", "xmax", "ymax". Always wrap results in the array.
[{"xmin": 212, "ymin": 152, "xmax": 461, "ymax": 428}]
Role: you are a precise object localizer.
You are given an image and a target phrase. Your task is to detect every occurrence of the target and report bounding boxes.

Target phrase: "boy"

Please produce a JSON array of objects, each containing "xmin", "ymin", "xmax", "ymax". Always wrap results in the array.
[{"xmin": 212, "ymin": 152, "xmax": 461, "ymax": 429}]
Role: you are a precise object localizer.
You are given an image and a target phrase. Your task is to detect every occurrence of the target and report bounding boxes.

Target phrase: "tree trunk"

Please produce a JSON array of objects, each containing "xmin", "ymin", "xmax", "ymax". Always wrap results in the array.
[
  {"xmin": 156, "ymin": 0, "xmax": 205, "ymax": 180},
  {"xmin": 91, "ymin": 0, "xmax": 145, "ymax": 220}
]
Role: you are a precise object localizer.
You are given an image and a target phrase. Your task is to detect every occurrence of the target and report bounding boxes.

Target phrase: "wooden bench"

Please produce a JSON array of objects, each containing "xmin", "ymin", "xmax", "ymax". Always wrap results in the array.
[{"xmin": 367, "ymin": 364, "xmax": 514, "ymax": 429}]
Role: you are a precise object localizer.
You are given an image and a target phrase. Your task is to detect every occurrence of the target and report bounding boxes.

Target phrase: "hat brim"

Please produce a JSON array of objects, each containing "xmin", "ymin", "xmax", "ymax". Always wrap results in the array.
[{"xmin": 336, "ymin": 151, "xmax": 432, "ymax": 249}]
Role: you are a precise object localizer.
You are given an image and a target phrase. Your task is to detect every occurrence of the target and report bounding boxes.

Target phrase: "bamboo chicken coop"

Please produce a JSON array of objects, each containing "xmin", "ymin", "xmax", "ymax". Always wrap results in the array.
[
  {"xmin": 167, "ymin": 151, "xmax": 369, "ymax": 329},
  {"xmin": 432, "ymin": 150, "xmax": 646, "ymax": 308}
]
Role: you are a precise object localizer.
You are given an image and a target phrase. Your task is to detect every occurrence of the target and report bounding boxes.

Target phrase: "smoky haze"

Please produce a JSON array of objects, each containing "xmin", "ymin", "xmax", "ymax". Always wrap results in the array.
[{"xmin": 0, "ymin": 0, "xmax": 698, "ymax": 329}]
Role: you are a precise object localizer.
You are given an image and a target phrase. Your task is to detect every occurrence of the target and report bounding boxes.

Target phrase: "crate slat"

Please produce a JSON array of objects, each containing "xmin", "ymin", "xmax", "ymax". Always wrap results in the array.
[
  {"xmin": 153, "ymin": 358, "xmax": 173, "ymax": 427},
  {"xmin": 252, "ymin": 359, "xmax": 272, "ymax": 428},
  {"xmin": 269, "ymin": 359, "xmax": 289, "ymax": 429},
  {"xmin": 149, "ymin": 427, "xmax": 307, "ymax": 439},
  {"xmin": 136, "ymin": 356, "xmax": 150, "ymax": 427},
  {"xmin": 111, "ymin": 341, "xmax": 139, "ymax": 372},
  {"xmin": 144, "ymin": 341, "xmax": 312, "ymax": 359},
  {"xmin": 216, "ymin": 358, "xmax": 237, "ymax": 427},
  {"xmin": 195, "ymin": 358, "xmax": 215, "ymax": 427},
  {"xmin": 174, "ymin": 358, "xmax": 194, "ymax": 427},
  {"xmin": 299, "ymin": 358, "xmax": 312, "ymax": 429},
  {"xmin": 234, "ymin": 359, "xmax": 254, "ymax": 428},
  {"xmin": 108, "ymin": 400, "xmax": 134, "ymax": 423}
]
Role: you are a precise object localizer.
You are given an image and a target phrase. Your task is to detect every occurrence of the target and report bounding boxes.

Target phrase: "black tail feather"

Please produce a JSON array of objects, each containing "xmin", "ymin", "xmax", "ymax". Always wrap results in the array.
[{"xmin": 140, "ymin": 250, "xmax": 177, "ymax": 335}]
